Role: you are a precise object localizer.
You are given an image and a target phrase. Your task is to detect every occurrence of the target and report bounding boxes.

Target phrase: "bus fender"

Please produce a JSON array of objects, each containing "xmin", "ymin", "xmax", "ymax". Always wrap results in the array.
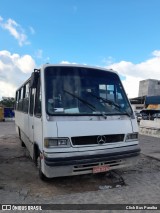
[{"xmin": 33, "ymin": 143, "xmax": 40, "ymax": 165}]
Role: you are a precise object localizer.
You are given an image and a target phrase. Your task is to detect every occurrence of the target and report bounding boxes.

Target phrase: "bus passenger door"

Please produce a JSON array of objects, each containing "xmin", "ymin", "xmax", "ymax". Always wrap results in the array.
[{"xmin": 28, "ymin": 88, "xmax": 35, "ymax": 155}]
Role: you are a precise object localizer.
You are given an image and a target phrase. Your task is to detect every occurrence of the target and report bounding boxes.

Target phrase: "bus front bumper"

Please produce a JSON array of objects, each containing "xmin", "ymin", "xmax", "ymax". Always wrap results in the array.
[{"xmin": 42, "ymin": 146, "xmax": 140, "ymax": 178}]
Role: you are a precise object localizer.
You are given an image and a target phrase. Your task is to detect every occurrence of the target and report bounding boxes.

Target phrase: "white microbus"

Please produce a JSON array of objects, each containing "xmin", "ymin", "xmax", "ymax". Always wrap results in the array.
[{"xmin": 15, "ymin": 64, "xmax": 140, "ymax": 180}]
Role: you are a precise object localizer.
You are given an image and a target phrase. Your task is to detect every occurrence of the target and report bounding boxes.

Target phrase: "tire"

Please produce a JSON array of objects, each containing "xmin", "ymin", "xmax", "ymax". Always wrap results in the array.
[
  {"xmin": 21, "ymin": 140, "xmax": 26, "ymax": 147},
  {"xmin": 33, "ymin": 144, "xmax": 39, "ymax": 166}
]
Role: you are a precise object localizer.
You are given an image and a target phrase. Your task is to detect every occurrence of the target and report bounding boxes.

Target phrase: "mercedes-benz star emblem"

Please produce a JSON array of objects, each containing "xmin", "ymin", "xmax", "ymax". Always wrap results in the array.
[{"xmin": 97, "ymin": 135, "xmax": 106, "ymax": 144}]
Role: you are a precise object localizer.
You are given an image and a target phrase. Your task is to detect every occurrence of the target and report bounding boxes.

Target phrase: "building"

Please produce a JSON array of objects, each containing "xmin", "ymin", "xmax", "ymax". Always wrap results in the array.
[
  {"xmin": 129, "ymin": 96, "xmax": 145, "ymax": 113},
  {"xmin": 138, "ymin": 79, "xmax": 160, "ymax": 97}
]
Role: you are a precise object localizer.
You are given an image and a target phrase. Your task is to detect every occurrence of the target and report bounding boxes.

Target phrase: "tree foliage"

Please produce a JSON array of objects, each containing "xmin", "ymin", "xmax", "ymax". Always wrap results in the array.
[{"xmin": 0, "ymin": 97, "xmax": 15, "ymax": 108}]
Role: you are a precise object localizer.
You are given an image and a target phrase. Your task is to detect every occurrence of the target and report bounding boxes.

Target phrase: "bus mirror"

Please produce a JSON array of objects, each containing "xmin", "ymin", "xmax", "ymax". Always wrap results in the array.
[{"xmin": 30, "ymin": 71, "xmax": 39, "ymax": 88}]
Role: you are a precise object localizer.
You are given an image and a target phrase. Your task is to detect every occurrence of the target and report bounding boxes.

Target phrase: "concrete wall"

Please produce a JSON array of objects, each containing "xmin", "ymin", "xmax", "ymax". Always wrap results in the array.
[{"xmin": 139, "ymin": 119, "xmax": 160, "ymax": 138}]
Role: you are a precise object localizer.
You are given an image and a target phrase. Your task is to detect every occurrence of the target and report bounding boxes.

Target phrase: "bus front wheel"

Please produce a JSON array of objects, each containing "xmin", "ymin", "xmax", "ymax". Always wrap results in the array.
[{"xmin": 37, "ymin": 155, "xmax": 48, "ymax": 181}]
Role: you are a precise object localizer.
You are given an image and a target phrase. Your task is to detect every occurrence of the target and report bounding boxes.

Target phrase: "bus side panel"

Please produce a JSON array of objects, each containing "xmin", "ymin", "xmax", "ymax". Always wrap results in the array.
[
  {"xmin": 34, "ymin": 117, "xmax": 43, "ymax": 152},
  {"xmin": 15, "ymin": 111, "xmax": 29, "ymax": 136},
  {"xmin": 15, "ymin": 111, "xmax": 33, "ymax": 156},
  {"xmin": 131, "ymin": 118, "xmax": 139, "ymax": 132},
  {"xmin": 42, "ymin": 120, "xmax": 58, "ymax": 140}
]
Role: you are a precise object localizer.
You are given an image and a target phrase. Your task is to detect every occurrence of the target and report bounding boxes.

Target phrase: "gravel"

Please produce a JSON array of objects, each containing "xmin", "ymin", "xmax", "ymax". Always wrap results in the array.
[{"xmin": 0, "ymin": 121, "xmax": 160, "ymax": 212}]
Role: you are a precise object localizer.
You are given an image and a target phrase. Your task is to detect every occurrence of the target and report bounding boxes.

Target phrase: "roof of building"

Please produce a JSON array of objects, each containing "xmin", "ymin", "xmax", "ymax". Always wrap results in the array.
[
  {"xmin": 145, "ymin": 96, "xmax": 160, "ymax": 105},
  {"xmin": 129, "ymin": 96, "xmax": 145, "ymax": 104}
]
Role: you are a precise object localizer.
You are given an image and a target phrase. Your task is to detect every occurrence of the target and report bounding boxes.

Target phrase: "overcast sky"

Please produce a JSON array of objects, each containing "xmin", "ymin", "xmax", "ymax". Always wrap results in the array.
[{"xmin": 0, "ymin": 0, "xmax": 160, "ymax": 99}]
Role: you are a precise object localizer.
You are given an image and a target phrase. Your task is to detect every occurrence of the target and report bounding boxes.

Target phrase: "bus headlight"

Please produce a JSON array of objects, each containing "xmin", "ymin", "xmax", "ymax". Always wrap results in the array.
[
  {"xmin": 44, "ymin": 138, "xmax": 71, "ymax": 148},
  {"xmin": 125, "ymin": 133, "xmax": 138, "ymax": 142}
]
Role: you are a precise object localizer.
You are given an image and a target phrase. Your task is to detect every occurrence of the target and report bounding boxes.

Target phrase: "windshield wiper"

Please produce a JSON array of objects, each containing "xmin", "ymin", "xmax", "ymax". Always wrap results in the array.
[
  {"xmin": 90, "ymin": 93, "xmax": 131, "ymax": 117},
  {"xmin": 63, "ymin": 89, "xmax": 107, "ymax": 119}
]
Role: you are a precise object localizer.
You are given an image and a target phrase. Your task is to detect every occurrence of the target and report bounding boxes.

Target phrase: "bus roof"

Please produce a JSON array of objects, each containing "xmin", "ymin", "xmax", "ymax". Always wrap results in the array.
[{"xmin": 41, "ymin": 63, "xmax": 118, "ymax": 75}]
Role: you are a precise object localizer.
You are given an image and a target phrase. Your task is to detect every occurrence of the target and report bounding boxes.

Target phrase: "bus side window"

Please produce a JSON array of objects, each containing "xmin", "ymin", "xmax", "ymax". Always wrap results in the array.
[
  {"xmin": 29, "ymin": 88, "xmax": 34, "ymax": 116},
  {"xmin": 23, "ymin": 82, "xmax": 30, "ymax": 113},
  {"xmin": 18, "ymin": 87, "xmax": 24, "ymax": 111},
  {"xmin": 34, "ymin": 79, "xmax": 42, "ymax": 117}
]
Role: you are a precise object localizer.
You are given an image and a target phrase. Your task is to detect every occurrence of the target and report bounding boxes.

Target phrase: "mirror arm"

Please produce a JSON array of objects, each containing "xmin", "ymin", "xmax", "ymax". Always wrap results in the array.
[{"xmin": 30, "ymin": 69, "xmax": 40, "ymax": 88}]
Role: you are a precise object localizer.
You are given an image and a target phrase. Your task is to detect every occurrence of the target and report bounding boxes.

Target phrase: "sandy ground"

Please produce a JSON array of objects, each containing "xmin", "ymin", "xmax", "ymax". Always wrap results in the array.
[{"xmin": 0, "ymin": 121, "xmax": 160, "ymax": 212}]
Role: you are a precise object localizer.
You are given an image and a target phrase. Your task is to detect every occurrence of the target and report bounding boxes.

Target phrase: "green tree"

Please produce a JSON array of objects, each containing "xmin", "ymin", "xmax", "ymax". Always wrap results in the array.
[{"xmin": 0, "ymin": 97, "xmax": 15, "ymax": 108}]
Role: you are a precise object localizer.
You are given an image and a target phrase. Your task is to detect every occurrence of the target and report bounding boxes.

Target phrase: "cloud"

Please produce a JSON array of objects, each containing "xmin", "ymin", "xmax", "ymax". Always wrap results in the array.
[
  {"xmin": 102, "ymin": 56, "xmax": 115, "ymax": 66},
  {"xmin": 152, "ymin": 50, "xmax": 160, "ymax": 57},
  {"xmin": 60, "ymin": 61, "xmax": 71, "ymax": 64},
  {"xmin": 15, "ymin": 55, "xmax": 35, "ymax": 73},
  {"xmin": 35, "ymin": 49, "xmax": 43, "ymax": 59},
  {"xmin": 0, "ymin": 16, "xmax": 30, "ymax": 46},
  {"xmin": 0, "ymin": 81, "xmax": 17, "ymax": 99},
  {"xmin": 106, "ymin": 50, "xmax": 160, "ymax": 98},
  {"xmin": 0, "ymin": 50, "xmax": 35, "ymax": 99},
  {"xmin": 60, "ymin": 61, "xmax": 77, "ymax": 64},
  {"xmin": 29, "ymin": 26, "xmax": 35, "ymax": 35}
]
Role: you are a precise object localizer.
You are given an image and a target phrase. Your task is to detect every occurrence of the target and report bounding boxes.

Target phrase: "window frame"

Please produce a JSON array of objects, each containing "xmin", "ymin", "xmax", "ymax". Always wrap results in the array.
[{"xmin": 34, "ymin": 77, "xmax": 42, "ymax": 118}]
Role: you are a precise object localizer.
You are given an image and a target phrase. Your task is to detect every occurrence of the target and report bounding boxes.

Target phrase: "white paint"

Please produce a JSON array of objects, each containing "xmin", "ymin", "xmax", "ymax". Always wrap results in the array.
[{"xmin": 15, "ymin": 64, "xmax": 140, "ymax": 178}]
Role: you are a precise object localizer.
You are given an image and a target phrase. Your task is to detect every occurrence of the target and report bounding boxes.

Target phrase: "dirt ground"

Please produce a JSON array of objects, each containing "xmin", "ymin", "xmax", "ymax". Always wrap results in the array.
[{"xmin": 0, "ymin": 121, "xmax": 160, "ymax": 212}]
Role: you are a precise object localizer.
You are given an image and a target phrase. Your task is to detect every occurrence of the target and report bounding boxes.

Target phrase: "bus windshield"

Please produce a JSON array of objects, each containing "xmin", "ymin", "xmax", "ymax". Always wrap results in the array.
[{"xmin": 44, "ymin": 66, "xmax": 133, "ymax": 116}]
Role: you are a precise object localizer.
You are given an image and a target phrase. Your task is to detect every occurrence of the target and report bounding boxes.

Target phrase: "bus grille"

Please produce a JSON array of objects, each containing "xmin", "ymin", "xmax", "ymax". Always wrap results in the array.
[{"xmin": 71, "ymin": 134, "xmax": 125, "ymax": 146}]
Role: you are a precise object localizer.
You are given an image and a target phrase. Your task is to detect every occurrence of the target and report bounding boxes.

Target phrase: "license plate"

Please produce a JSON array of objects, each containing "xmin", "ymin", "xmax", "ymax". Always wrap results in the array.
[{"xmin": 93, "ymin": 165, "xmax": 110, "ymax": 174}]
